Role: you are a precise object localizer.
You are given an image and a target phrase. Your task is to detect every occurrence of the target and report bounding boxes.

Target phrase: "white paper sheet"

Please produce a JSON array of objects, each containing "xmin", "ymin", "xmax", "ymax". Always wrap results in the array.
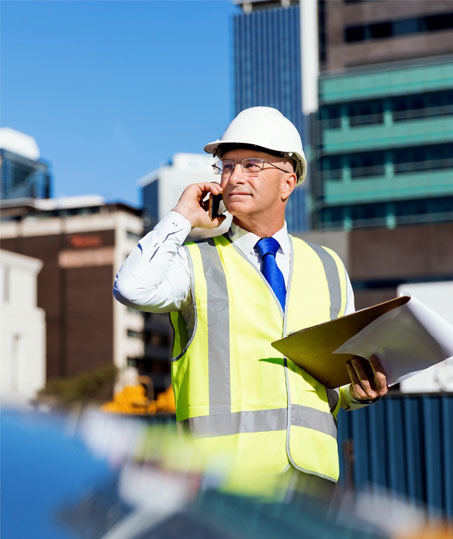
[{"xmin": 334, "ymin": 295, "xmax": 453, "ymax": 386}]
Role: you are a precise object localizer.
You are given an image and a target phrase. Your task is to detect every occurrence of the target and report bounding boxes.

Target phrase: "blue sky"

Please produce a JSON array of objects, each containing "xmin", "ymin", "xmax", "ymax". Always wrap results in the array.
[{"xmin": 2, "ymin": 0, "xmax": 237, "ymax": 207}]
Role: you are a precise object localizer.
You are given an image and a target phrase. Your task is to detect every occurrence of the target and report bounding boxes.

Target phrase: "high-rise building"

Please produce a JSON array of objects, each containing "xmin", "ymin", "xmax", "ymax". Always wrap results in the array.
[
  {"xmin": 233, "ymin": 0, "xmax": 318, "ymax": 232},
  {"xmin": 0, "ymin": 128, "xmax": 52, "ymax": 200},
  {"xmin": 313, "ymin": 0, "xmax": 453, "ymax": 230}
]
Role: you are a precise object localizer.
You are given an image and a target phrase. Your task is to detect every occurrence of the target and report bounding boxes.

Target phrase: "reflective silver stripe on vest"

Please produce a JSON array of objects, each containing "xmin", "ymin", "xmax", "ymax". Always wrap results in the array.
[
  {"xmin": 291, "ymin": 404, "xmax": 337, "ymax": 438},
  {"xmin": 197, "ymin": 239, "xmax": 231, "ymax": 415},
  {"xmin": 305, "ymin": 242, "xmax": 342, "ymax": 320},
  {"xmin": 182, "ymin": 405, "xmax": 336, "ymax": 439},
  {"xmin": 181, "ymin": 408, "xmax": 288, "ymax": 438}
]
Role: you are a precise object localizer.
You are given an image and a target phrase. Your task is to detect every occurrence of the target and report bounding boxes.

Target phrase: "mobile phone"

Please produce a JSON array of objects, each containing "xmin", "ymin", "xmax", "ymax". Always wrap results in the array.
[{"xmin": 208, "ymin": 193, "xmax": 225, "ymax": 219}]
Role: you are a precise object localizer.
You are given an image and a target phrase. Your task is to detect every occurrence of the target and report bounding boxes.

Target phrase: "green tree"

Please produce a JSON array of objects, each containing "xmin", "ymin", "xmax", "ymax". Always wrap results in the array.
[{"xmin": 38, "ymin": 364, "xmax": 117, "ymax": 409}]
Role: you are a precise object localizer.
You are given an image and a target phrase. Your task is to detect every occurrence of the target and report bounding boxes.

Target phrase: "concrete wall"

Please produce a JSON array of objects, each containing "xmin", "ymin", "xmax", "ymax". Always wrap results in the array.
[{"xmin": 296, "ymin": 222, "xmax": 453, "ymax": 310}]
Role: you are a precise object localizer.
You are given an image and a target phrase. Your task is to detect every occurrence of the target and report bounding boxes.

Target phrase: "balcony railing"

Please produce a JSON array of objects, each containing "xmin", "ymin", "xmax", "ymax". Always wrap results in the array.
[
  {"xmin": 318, "ymin": 210, "xmax": 453, "ymax": 231},
  {"xmin": 394, "ymin": 157, "xmax": 453, "ymax": 174},
  {"xmin": 393, "ymin": 104, "xmax": 453, "ymax": 122},
  {"xmin": 321, "ymin": 158, "xmax": 453, "ymax": 182},
  {"xmin": 320, "ymin": 104, "xmax": 453, "ymax": 130}
]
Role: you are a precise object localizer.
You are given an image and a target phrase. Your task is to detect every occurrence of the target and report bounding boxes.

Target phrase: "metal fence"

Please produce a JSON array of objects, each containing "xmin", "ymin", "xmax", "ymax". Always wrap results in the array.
[{"xmin": 338, "ymin": 394, "xmax": 453, "ymax": 519}]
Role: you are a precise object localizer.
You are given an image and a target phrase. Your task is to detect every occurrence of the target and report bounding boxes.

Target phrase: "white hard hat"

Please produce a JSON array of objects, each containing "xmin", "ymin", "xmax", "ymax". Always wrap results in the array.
[{"xmin": 204, "ymin": 106, "xmax": 307, "ymax": 184}]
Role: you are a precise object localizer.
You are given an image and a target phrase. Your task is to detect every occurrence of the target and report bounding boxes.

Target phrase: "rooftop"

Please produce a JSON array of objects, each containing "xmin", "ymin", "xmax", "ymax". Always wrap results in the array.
[
  {"xmin": 0, "ymin": 128, "xmax": 40, "ymax": 160},
  {"xmin": 0, "ymin": 196, "xmax": 142, "ymax": 221}
]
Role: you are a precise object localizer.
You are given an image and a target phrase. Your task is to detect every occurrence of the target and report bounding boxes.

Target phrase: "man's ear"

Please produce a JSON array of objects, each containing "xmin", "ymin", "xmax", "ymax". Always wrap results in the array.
[{"xmin": 281, "ymin": 172, "xmax": 297, "ymax": 202}]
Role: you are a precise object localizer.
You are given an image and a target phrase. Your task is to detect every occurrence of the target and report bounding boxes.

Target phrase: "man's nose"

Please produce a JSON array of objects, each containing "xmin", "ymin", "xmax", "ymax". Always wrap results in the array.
[{"xmin": 227, "ymin": 163, "xmax": 245, "ymax": 183}]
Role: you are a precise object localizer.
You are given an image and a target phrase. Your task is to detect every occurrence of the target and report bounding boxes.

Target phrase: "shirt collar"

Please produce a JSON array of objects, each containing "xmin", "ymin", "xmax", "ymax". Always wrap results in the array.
[{"xmin": 228, "ymin": 221, "xmax": 290, "ymax": 258}]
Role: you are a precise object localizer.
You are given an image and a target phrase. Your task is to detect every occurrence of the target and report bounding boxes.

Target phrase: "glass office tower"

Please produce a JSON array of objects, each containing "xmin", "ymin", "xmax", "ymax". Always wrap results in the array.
[
  {"xmin": 233, "ymin": 1, "xmax": 309, "ymax": 232},
  {"xmin": 0, "ymin": 148, "xmax": 51, "ymax": 200}
]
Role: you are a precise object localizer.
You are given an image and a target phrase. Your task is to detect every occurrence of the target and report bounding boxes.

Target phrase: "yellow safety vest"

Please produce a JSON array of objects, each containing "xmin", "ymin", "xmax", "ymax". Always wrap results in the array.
[{"xmin": 170, "ymin": 234, "xmax": 348, "ymax": 482}]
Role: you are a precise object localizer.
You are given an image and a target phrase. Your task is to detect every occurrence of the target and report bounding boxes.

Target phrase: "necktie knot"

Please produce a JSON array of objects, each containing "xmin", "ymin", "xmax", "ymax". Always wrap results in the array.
[{"xmin": 256, "ymin": 237, "xmax": 280, "ymax": 258}]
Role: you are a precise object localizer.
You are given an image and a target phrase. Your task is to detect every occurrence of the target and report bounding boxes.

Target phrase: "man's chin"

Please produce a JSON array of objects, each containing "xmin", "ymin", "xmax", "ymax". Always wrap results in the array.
[
  {"xmin": 227, "ymin": 204, "xmax": 250, "ymax": 220},
  {"xmin": 225, "ymin": 197, "xmax": 252, "ymax": 213}
]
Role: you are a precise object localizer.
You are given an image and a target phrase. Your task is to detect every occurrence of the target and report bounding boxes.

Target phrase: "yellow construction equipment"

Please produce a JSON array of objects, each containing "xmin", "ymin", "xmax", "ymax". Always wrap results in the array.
[{"xmin": 101, "ymin": 384, "xmax": 175, "ymax": 415}]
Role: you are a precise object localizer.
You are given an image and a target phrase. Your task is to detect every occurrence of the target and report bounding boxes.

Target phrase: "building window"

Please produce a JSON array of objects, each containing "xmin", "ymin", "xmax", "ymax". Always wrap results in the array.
[
  {"xmin": 127, "ymin": 329, "xmax": 142, "ymax": 339},
  {"xmin": 350, "ymin": 152, "xmax": 385, "ymax": 178},
  {"xmin": 143, "ymin": 180, "xmax": 159, "ymax": 224},
  {"xmin": 392, "ymin": 90, "xmax": 453, "ymax": 122},
  {"xmin": 320, "ymin": 207, "xmax": 344, "ymax": 228},
  {"xmin": 320, "ymin": 104, "xmax": 342, "ymax": 129},
  {"xmin": 424, "ymin": 12, "xmax": 453, "ymax": 32},
  {"xmin": 345, "ymin": 24, "xmax": 365, "ymax": 42},
  {"xmin": 321, "ymin": 156, "xmax": 343, "ymax": 181},
  {"xmin": 393, "ymin": 18, "xmax": 419, "ymax": 36},
  {"xmin": 344, "ymin": 12, "xmax": 453, "ymax": 43},
  {"xmin": 127, "ymin": 357, "xmax": 138, "ymax": 367},
  {"xmin": 126, "ymin": 230, "xmax": 141, "ymax": 242},
  {"xmin": 393, "ymin": 143, "xmax": 453, "ymax": 174},
  {"xmin": 368, "ymin": 21, "xmax": 392, "ymax": 40},
  {"xmin": 350, "ymin": 202, "xmax": 387, "ymax": 221},
  {"xmin": 349, "ymin": 100, "xmax": 383, "ymax": 127}
]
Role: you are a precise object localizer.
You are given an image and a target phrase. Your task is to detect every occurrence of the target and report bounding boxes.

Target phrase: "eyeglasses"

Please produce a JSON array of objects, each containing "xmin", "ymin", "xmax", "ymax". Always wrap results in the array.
[{"xmin": 212, "ymin": 158, "xmax": 291, "ymax": 177}]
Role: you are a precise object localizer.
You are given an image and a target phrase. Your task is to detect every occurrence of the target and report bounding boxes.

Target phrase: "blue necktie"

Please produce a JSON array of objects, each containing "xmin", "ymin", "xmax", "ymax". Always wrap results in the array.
[{"xmin": 256, "ymin": 237, "xmax": 286, "ymax": 311}]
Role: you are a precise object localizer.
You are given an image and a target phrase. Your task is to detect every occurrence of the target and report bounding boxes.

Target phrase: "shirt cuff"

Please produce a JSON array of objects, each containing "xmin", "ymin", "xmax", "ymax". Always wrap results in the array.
[{"xmin": 341, "ymin": 384, "xmax": 379, "ymax": 411}]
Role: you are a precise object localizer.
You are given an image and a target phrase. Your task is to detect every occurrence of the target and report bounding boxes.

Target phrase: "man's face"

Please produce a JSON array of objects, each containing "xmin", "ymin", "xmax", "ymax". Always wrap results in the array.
[{"xmin": 219, "ymin": 148, "xmax": 295, "ymax": 225}]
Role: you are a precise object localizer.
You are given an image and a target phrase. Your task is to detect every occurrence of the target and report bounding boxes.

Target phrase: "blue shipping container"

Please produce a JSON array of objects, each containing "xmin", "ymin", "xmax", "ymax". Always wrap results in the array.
[{"xmin": 337, "ymin": 394, "xmax": 453, "ymax": 519}]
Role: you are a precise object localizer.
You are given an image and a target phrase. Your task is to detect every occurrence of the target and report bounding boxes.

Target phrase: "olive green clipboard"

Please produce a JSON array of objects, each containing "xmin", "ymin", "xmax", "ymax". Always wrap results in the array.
[{"xmin": 271, "ymin": 295, "xmax": 411, "ymax": 388}]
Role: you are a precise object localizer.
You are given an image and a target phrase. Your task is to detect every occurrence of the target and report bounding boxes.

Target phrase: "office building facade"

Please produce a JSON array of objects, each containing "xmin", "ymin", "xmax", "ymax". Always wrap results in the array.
[{"xmin": 314, "ymin": 0, "xmax": 453, "ymax": 230}]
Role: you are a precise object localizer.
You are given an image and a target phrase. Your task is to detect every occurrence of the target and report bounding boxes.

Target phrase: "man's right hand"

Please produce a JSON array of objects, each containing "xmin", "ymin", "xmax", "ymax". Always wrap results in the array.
[{"xmin": 173, "ymin": 182, "xmax": 226, "ymax": 229}]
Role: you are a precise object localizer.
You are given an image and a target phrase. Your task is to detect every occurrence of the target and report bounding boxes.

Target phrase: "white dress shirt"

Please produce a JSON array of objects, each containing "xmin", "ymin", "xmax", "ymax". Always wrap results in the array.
[{"xmin": 114, "ymin": 210, "xmax": 364, "ymax": 410}]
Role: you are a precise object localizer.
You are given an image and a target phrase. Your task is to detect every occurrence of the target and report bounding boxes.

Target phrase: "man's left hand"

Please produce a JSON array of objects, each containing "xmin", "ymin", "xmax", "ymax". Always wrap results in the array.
[{"xmin": 346, "ymin": 354, "xmax": 388, "ymax": 402}]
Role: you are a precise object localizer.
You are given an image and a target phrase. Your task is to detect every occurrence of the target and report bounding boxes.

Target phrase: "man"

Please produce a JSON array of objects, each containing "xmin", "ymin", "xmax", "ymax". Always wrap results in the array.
[{"xmin": 114, "ymin": 107, "xmax": 387, "ymax": 492}]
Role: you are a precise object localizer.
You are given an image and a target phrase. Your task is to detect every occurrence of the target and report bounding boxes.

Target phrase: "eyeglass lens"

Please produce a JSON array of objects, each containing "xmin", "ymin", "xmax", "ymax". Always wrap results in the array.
[{"xmin": 217, "ymin": 158, "xmax": 264, "ymax": 175}]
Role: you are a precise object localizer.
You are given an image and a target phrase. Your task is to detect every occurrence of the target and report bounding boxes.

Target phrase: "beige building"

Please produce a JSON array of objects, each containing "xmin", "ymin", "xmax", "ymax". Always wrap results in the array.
[{"xmin": 0, "ymin": 249, "xmax": 45, "ymax": 402}]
